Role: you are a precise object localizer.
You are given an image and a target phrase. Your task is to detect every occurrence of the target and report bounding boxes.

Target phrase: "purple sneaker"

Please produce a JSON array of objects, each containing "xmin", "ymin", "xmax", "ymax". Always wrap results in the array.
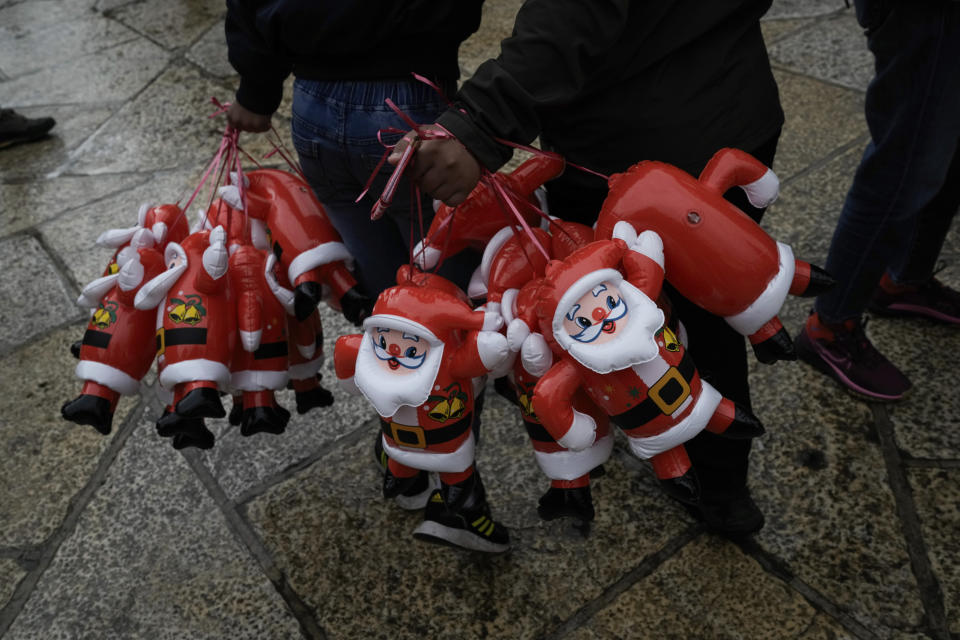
[
  {"xmin": 869, "ymin": 276, "xmax": 960, "ymax": 324},
  {"xmin": 795, "ymin": 313, "xmax": 911, "ymax": 401}
]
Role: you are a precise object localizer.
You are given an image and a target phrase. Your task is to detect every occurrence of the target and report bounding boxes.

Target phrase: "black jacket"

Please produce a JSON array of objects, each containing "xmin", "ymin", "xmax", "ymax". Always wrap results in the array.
[
  {"xmin": 437, "ymin": 0, "xmax": 784, "ymax": 182},
  {"xmin": 226, "ymin": 0, "xmax": 483, "ymax": 115}
]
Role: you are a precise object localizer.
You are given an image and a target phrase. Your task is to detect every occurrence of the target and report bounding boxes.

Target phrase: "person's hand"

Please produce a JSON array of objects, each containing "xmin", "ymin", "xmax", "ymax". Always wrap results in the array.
[
  {"xmin": 390, "ymin": 127, "xmax": 481, "ymax": 206},
  {"xmin": 226, "ymin": 102, "xmax": 272, "ymax": 133}
]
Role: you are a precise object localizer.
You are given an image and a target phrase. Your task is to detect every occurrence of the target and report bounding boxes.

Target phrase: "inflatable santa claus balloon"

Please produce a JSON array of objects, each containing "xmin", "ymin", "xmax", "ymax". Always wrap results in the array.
[
  {"xmin": 530, "ymin": 224, "xmax": 765, "ymax": 504},
  {"xmin": 334, "ymin": 269, "xmax": 512, "ymax": 553},
  {"xmin": 595, "ymin": 147, "xmax": 834, "ymax": 364}
]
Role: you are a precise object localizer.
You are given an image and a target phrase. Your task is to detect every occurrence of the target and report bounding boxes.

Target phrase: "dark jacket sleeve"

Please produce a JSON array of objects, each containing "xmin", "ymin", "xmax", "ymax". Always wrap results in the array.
[
  {"xmin": 225, "ymin": 0, "xmax": 294, "ymax": 115},
  {"xmin": 437, "ymin": 0, "xmax": 630, "ymax": 171}
]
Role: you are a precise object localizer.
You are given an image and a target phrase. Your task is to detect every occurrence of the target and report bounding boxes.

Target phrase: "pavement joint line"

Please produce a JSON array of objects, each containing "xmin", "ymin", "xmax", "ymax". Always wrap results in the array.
[
  {"xmin": 0, "ymin": 398, "xmax": 149, "ymax": 636},
  {"xmin": 742, "ymin": 539, "xmax": 881, "ymax": 640},
  {"xmin": 777, "ymin": 131, "xmax": 870, "ymax": 190},
  {"xmin": 541, "ymin": 524, "xmax": 702, "ymax": 639},
  {"xmin": 769, "ymin": 61, "xmax": 871, "ymax": 97},
  {"xmin": 180, "ymin": 447, "xmax": 328, "ymax": 640},
  {"xmin": 869, "ymin": 402, "xmax": 951, "ymax": 640},
  {"xmin": 45, "ymin": 48, "xmax": 178, "ymax": 180},
  {"xmin": 902, "ymin": 458, "xmax": 960, "ymax": 470},
  {"xmin": 233, "ymin": 413, "xmax": 383, "ymax": 507}
]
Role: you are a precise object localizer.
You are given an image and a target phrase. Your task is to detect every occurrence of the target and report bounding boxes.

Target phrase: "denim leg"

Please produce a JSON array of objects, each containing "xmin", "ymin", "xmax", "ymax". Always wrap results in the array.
[
  {"xmin": 291, "ymin": 78, "xmax": 477, "ymax": 298},
  {"xmin": 888, "ymin": 142, "xmax": 960, "ymax": 285},
  {"xmin": 816, "ymin": 0, "xmax": 960, "ymax": 322}
]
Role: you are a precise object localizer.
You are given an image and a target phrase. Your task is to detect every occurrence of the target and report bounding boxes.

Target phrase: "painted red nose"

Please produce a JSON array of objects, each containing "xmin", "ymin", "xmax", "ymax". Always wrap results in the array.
[
  {"xmin": 388, "ymin": 343, "xmax": 401, "ymax": 356},
  {"xmin": 592, "ymin": 307, "xmax": 606, "ymax": 321}
]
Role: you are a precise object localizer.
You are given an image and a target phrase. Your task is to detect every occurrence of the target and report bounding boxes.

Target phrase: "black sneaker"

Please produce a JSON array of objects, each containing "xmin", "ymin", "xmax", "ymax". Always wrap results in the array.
[
  {"xmin": 796, "ymin": 312, "xmax": 911, "ymax": 401},
  {"xmin": 869, "ymin": 276, "xmax": 960, "ymax": 324},
  {"xmin": 537, "ymin": 486, "xmax": 595, "ymax": 522},
  {"xmin": 413, "ymin": 476, "xmax": 510, "ymax": 553},
  {"xmin": 0, "ymin": 108, "xmax": 55, "ymax": 149}
]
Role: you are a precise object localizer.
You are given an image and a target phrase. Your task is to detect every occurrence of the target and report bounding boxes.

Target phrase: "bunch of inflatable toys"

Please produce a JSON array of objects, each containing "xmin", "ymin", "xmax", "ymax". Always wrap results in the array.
[{"xmin": 62, "ymin": 126, "xmax": 833, "ymax": 554}]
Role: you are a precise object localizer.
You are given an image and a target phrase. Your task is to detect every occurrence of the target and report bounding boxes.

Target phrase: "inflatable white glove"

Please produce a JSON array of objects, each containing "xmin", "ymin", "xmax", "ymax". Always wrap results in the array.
[
  {"xmin": 520, "ymin": 332, "xmax": 553, "ymax": 378},
  {"xmin": 203, "ymin": 226, "xmax": 229, "ymax": 280},
  {"xmin": 557, "ymin": 410, "xmax": 597, "ymax": 451},
  {"xmin": 477, "ymin": 330, "xmax": 510, "ymax": 371}
]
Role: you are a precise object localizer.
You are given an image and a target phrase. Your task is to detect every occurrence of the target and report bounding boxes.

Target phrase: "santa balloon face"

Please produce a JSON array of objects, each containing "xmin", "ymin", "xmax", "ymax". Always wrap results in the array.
[
  {"xmin": 370, "ymin": 328, "xmax": 429, "ymax": 374},
  {"xmin": 562, "ymin": 282, "xmax": 628, "ymax": 345}
]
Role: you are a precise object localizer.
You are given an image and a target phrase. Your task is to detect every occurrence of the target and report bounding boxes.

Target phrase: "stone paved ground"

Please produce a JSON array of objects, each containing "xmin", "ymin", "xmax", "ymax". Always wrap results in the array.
[{"xmin": 1, "ymin": 1, "xmax": 958, "ymax": 638}]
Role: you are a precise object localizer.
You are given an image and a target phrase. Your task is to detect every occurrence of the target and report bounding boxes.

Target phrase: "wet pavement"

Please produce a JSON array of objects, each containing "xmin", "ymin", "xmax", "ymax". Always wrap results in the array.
[{"xmin": 1, "ymin": 0, "xmax": 958, "ymax": 638}]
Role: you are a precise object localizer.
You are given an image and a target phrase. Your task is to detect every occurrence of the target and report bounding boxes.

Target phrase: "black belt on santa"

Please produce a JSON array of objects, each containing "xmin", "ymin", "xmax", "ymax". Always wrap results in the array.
[
  {"xmin": 380, "ymin": 414, "xmax": 473, "ymax": 449},
  {"xmin": 610, "ymin": 352, "xmax": 697, "ymax": 432}
]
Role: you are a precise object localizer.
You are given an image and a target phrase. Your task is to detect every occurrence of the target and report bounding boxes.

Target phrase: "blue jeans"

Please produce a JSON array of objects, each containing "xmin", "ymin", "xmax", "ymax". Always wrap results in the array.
[
  {"xmin": 291, "ymin": 78, "xmax": 477, "ymax": 297},
  {"xmin": 815, "ymin": 0, "xmax": 960, "ymax": 323}
]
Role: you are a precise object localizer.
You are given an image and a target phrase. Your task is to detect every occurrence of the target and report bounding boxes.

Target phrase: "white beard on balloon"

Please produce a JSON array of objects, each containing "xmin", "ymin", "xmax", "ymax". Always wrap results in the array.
[
  {"xmin": 551, "ymin": 272, "xmax": 664, "ymax": 375},
  {"xmin": 353, "ymin": 318, "xmax": 446, "ymax": 418}
]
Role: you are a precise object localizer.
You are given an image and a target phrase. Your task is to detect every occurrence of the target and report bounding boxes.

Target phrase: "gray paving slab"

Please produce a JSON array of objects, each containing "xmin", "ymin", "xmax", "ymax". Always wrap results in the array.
[
  {"xmin": 910, "ymin": 468, "xmax": 960, "ymax": 636},
  {"xmin": 566, "ymin": 536, "xmax": 853, "ymax": 639},
  {"xmin": 0, "ymin": 558, "xmax": 26, "ymax": 610},
  {"xmin": 0, "ymin": 12, "xmax": 138, "ymax": 79},
  {"xmin": 64, "ymin": 58, "xmax": 236, "ymax": 176},
  {"xmin": 761, "ymin": 17, "xmax": 818, "ymax": 46},
  {"xmin": 763, "ymin": 143, "xmax": 863, "ymax": 261},
  {"xmin": 749, "ymin": 359, "xmax": 927, "ymax": 637},
  {"xmin": 3, "ymin": 408, "xmax": 303, "ymax": 640},
  {"xmin": 0, "ymin": 236, "xmax": 84, "ymax": 353},
  {"xmin": 187, "ymin": 19, "xmax": 237, "ymax": 79},
  {"xmin": 1, "ymin": 172, "xmax": 148, "ymax": 239},
  {"xmin": 109, "ymin": 0, "xmax": 225, "ymax": 51},
  {"xmin": 764, "ymin": 0, "xmax": 847, "ymax": 20},
  {"xmin": 0, "ymin": 35, "xmax": 170, "ymax": 108},
  {"xmin": 769, "ymin": 68, "xmax": 866, "ymax": 183},
  {"xmin": 768, "ymin": 12, "xmax": 875, "ymax": 92},
  {"xmin": 867, "ymin": 314, "xmax": 960, "ymax": 460},
  {"xmin": 38, "ymin": 169, "xmax": 196, "ymax": 286},
  {"xmin": 246, "ymin": 393, "xmax": 692, "ymax": 639},
  {"xmin": 0, "ymin": 325, "xmax": 135, "ymax": 547}
]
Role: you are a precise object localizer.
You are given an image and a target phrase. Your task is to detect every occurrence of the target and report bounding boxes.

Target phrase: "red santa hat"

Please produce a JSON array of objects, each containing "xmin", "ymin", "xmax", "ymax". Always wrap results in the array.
[
  {"xmin": 535, "ymin": 239, "xmax": 627, "ymax": 337},
  {"xmin": 364, "ymin": 282, "xmax": 497, "ymax": 345}
]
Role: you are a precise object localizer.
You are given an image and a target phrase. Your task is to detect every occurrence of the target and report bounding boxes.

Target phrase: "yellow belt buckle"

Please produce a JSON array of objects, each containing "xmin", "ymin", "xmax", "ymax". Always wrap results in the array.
[
  {"xmin": 391, "ymin": 423, "xmax": 427, "ymax": 449},
  {"xmin": 648, "ymin": 366, "xmax": 690, "ymax": 415},
  {"xmin": 155, "ymin": 327, "xmax": 166, "ymax": 357}
]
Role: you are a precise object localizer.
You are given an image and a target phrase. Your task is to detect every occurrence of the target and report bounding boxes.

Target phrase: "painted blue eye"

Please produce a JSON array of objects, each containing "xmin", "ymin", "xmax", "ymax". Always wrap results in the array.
[
  {"xmin": 405, "ymin": 346, "xmax": 418, "ymax": 358},
  {"xmin": 379, "ymin": 336, "xmax": 387, "ymax": 348},
  {"xmin": 576, "ymin": 317, "xmax": 592, "ymax": 329},
  {"xmin": 606, "ymin": 295, "xmax": 618, "ymax": 309}
]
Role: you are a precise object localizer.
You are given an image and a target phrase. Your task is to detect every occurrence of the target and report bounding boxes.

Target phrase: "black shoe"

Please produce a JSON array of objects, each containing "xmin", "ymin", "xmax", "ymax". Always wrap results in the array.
[
  {"xmin": 294, "ymin": 385, "xmax": 334, "ymax": 414},
  {"xmin": 719, "ymin": 404, "xmax": 765, "ymax": 439},
  {"xmin": 156, "ymin": 409, "xmax": 200, "ymax": 438},
  {"xmin": 750, "ymin": 326, "xmax": 796, "ymax": 364},
  {"xmin": 537, "ymin": 486, "xmax": 595, "ymax": 522},
  {"xmin": 175, "ymin": 387, "xmax": 225, "ymax": 419},
  {"xmin": 70, "ymin": 340, "xmax": 82, "ymax": 359},
  {"xmin": 413, "ymin": 474, "xmax": 510, "ymax": 553},
  {"xmin": 339, "ymin": 285, "xmax": 371, "ymax": 326},
  {"xmin": 171, "ymin": 421, "xmax": 216, "ymax": 450},
  {"xmin": 382, "ymin": 468, "xmax": 438, "ymax": 510},
  {"xmin": 0, "ymin": 108, "xmax": 55, "ymax": 149},
  {"xmin": 240, "ymin": 404, "xmax": 291, "ymax": 436},
  {"xmin": 294, "ymin": 282, "xmax": 322, "ymax": 321},
  {"xmin": 659, "ymin": 468, "xmax": 701, "ymax": 505},
  {"xmin": 61, "ymin": 394, "xmax": 113, "ymax": 435},
  {"xmin": 681, "ymin": 491, "xmax": 765, "ymax": 539}
]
